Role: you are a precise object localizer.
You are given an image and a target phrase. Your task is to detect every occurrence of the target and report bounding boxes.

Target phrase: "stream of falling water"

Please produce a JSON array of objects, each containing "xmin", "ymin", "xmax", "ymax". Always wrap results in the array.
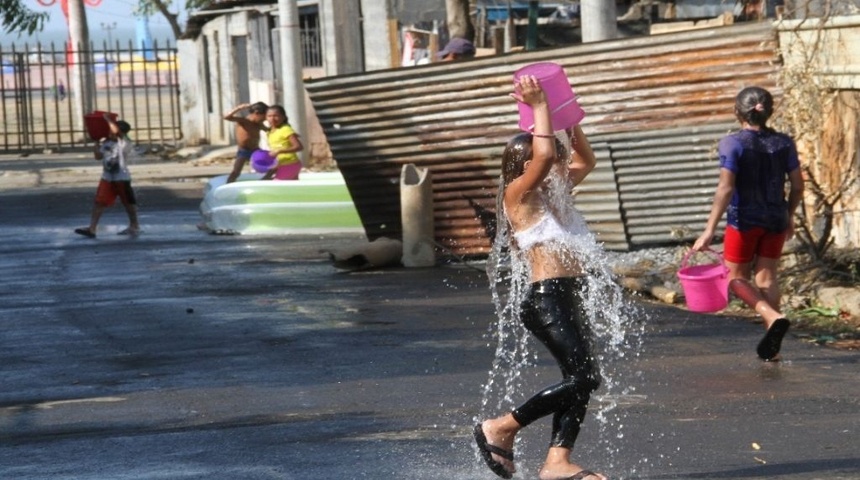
[{"xmin": 477, "ymin": 131, "xmax": 648, "ymax": 478}]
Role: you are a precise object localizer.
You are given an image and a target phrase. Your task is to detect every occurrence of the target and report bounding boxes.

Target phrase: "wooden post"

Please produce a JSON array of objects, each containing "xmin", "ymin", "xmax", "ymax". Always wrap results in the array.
[
  {"xmin": 389, "ymin": 19, "xmax": 400, "ymax": 69},
  {"xmin": 526, "ymin": 1, "xmax": 539, "ymax": 50}
]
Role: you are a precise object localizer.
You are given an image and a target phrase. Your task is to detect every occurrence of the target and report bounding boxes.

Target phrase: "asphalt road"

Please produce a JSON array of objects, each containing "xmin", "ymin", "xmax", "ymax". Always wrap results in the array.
[{"xmin": 0, "ymin": 153, "xmax": 858, "ymax": 479}]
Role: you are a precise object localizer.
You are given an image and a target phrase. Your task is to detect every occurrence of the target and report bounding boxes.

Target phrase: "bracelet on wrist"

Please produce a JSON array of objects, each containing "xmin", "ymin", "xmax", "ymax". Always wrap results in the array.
[{"xmin": 532, "ymin": 133, "xmax": 554, "ymax": 138}]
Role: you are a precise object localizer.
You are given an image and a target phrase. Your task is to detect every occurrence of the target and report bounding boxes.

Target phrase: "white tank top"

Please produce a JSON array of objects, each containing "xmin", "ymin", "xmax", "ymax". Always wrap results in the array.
[{"xmin": 512, "ymin": 208, "xmax": 590, "ymax": 250}]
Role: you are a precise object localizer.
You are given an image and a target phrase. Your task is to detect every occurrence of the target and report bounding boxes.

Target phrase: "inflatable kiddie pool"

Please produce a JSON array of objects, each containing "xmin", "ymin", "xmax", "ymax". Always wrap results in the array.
[{"xmin": 199, "ymin": 171, "xmax": 364, "ymax": 234}]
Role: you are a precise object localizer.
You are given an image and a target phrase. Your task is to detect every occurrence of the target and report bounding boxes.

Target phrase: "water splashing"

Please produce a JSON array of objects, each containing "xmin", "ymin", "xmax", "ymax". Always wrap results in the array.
[{"xmin": 477, "ymin": 131, "xmax": 647, "ymax": 477}]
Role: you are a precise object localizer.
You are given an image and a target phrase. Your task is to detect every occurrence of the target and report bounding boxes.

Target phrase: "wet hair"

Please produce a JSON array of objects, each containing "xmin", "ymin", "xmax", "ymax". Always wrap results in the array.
[
  {"xmin": 267, "ymin": 104, "xmax": 289, "ymax": 122},
  {"xmin": 734, "ymin": 86, "xmax": 773, "ymax": 128},
  {"xmin": 501, "ymin": 133, "xmax": 534, "ymax": 186},
  {"xmin": 500, "ymin": 132, "xmax": 566, "ymax": 186},
  {"xmin": 249, "ymin": 102, "xmax": 268, "ymax": 114}
]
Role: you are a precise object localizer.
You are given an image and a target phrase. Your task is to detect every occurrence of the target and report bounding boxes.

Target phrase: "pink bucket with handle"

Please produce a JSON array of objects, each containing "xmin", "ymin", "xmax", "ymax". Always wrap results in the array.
[
  {"xmin": 677, "ymin": 248, "xmax": 729, "ymax": 313},
  {"xmin": 513, "ymin": 62, "xmax": 585, "ymax": 132}
]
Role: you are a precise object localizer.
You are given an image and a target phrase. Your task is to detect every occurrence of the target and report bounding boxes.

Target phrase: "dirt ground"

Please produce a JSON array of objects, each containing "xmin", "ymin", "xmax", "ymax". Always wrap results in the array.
[{"xmin": 611, "ymin": 244, "xmax": 860, "ymax": 352}]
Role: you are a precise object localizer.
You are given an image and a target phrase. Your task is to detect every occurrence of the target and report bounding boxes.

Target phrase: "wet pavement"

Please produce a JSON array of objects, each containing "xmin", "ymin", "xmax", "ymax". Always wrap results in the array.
[{"xmin": 1, "ymin": 153, "xmax": 858, "ymax": 479}]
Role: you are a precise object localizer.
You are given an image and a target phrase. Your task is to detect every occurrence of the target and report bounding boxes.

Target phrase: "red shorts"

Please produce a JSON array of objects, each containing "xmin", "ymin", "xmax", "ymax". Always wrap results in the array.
[
  {"xmin": 95, "ymin": 179, "xmax": 137, "ymax": 207},
  {"xmin": 723, "ymin": 225, "xmax": 786, "ymax": 263}
]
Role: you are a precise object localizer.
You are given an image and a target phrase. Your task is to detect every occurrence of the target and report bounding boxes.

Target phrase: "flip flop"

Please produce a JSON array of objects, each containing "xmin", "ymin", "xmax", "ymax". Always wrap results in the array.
[
  {"xmin": 117, "ymin": 228, "xmax": 141, "ymax": 236},
  {"xmin": 74, "ymin": 228, "xmax": 96, "ymax": 239},
  {"xmin": 473, "ymin": 423, "xmax": 514, "ymax": 479},
  {"xmin": 567, "ymin": 470, "xmax": 599, "ymax": 480},
  {"xmin": 757, "ymin": 318, "xmax": 790, "ymax": 361}
]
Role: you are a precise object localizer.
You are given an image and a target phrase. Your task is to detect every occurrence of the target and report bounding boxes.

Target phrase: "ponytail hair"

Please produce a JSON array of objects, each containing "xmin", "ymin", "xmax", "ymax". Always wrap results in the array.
[{"xmin": 734, "ymin": 86, "xmax": 773, "ymax": 128}]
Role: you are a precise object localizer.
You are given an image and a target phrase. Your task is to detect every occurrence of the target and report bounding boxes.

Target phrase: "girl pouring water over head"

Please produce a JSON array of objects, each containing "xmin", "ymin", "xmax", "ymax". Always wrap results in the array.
[{"xmin": 473, "ymin": 74, "xmax": 608, "ymax": 480}]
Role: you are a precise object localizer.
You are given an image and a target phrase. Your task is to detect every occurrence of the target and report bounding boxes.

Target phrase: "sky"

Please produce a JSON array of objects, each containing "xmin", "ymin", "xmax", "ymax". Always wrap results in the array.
[{"xmin": 0, "ymin": 0, "xmax": 188, "ymax": 46}]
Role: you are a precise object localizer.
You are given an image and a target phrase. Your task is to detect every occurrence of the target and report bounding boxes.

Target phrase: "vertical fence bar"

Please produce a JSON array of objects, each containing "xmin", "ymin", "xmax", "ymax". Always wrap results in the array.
[
  {"xmin": 115, "ymin": 40, "xmax": 127, "ymax": 132},
  {"xmin": 12, "ymin": 45, "xmax": 30, "ymax": 149},
  {"xmin": 128, "ymin": 40, "xmax": 140, "ymax": 145},
  {"xmin": 105, "ymin": 39, "xmax": 115, "ymax": 116},
  {"xmin": 58, "ymin": 41, "xmax": 72, "ymax": 148},
  {"xmin": 49, "ymin": 42, "xmax": 66, "ymax": 149},
  {"xmin": 32, "ymin": 43, "xmax": 46, "ymax": 149},
  {"xmin": 96, "ymin": 40, "xmax": 106, "ymax": 115},
  {"xmin": 169, "ymin": 41, "xmax": 181, "ymax": 142},
  {"xmin": 62, "ymin": 41, "xmax": 75, "ymax": 147},
  {"xmin": 1, "ymin": 44, "xmax": 5, "ymax": 149},
  {"xmin": 152, "ymin": 40, "xmax": 165, "ymax": 142},
  {"xmin": 1, "ymin": 43, "xmax": 10, "ymax": 150},
  {"xmin": 42, "ymin": 42, "xmax": 63, "ymax": 148},
  {"xmin": 143, "ymin": 42, "xmax": 152, "ymax": 146}
]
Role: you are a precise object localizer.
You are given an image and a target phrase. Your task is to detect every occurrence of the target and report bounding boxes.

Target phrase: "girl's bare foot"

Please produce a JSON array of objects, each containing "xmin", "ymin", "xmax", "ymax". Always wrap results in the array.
[
  {"xmin": 539, "ymin": 450, "xmax": 608, "ymax": 480},
  {"xmin": 475, "ymin": 418, "xmax": 517, "ymax": 477},
  {"xmin": 539, "ymin": 466, "xmax": 607, "ymax": 480}
]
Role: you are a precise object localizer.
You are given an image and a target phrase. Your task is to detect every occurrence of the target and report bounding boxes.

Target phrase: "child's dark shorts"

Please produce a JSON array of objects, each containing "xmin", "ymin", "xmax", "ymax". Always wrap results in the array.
[{"xmin": 237, "ymin": 148, "xmax": 254, "ymax": 160}]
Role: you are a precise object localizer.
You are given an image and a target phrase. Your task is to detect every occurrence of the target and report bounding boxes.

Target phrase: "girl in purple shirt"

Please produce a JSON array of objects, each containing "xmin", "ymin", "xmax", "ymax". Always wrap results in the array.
[{"xmin": 693, "ymin": 86, "xmax": 804, "ymax": 361}]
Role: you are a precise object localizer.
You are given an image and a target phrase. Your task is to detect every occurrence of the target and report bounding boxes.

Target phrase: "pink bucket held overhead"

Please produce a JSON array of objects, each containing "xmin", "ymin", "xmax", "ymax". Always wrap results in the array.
[
  {"xmin": 513, "ymin": 62, "xmax": 585, "ymax": 132},
  {"xmin": 677, "ymin": 248, "xmax": 730, "ymax": 313}
]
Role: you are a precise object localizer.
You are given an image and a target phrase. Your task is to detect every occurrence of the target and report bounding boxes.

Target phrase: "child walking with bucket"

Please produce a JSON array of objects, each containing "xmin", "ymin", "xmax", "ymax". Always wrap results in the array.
[
  {"xmin": 692, "ymin": 86, "xmax": 804, "ymax": 361},
  {"xmin": 74, "ymin": 114, "xmax": 140, "ymax": 238}
]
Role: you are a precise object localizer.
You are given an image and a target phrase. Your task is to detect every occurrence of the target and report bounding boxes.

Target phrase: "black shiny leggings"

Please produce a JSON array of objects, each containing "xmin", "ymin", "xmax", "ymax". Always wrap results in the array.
[{"xmin": 511, "ymin": 277, "xmax": 602, "ymax": 449}]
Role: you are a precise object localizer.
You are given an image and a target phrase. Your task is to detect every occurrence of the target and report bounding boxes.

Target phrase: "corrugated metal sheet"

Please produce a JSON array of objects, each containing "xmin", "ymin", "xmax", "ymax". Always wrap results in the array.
[
  {"xmin": 305, "ymin": 22, "xmax": 780, "ymax": 255},
  {"xmin": 592, "ymin": 123, "xmax": 736, "ymax": 246},
  {"xmin": 572, "ymin": 143, "xmax": 628, "ymax": 251}
]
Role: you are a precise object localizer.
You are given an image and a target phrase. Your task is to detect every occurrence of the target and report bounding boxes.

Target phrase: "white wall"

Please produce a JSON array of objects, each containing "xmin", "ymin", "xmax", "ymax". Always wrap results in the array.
[
  {"xmin": 316, "ymin": 0, "xmax": 446, "ymax": 75},
  {"xmin": 320, "ymin": 0, "xmax": 363, "ymax": 75},
  {"xmin": 177, "ymin": 38, "xmax": 204, "ymax": 146},
  {"xmin": 181, "ymin": 10, "xmax": 281, "ymax": 147},
  {"xmin": 361, "ymin": 0, "xmax": 394, "ymax": 71},
  {"xmin": 179, "ymin": 0, "xmax": 448, "ymax": 145}
]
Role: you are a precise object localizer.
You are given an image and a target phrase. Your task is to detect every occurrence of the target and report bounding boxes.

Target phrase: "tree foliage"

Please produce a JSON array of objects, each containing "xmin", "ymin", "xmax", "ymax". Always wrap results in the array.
[
  {"xmin": 1, "ymin": 0, "xmax": 50, "ymax": 35},
  {"xmin": 136, "ymin": 0, "xmax": 211, "ymax": 38}
]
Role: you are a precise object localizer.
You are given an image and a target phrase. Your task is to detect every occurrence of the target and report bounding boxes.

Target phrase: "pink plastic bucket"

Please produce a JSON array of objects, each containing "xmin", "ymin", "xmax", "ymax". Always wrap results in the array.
[
  {"xmin": 513, "ymin": 62, "xmax": 585, "ymax": 132},
  {"xmin": 677, "ymin": 248, "xmax": 729, "ymax": 313}
]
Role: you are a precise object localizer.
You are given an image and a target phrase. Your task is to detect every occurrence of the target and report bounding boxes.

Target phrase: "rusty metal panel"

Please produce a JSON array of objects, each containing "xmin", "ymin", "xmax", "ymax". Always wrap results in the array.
[
  {"xmin": 573, "ymin": 143, "xmax": 629, "ymax": 251},
  {"xmin": 306, "ymin": 22, "xmax": 780, "ymax": 256},
  {"xmin": 594, "ymin": 123, "xmax": 737, "ymax": 247}
]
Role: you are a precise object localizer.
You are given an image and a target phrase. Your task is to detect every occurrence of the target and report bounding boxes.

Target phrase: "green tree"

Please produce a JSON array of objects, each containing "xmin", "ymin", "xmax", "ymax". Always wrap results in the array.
[
  {"xmin": 136, "ymin": 0, "xmax": 211, "ymax": 39},
  {"xmin": 1, "ymin": 0, "xmax": 49, "ymax": 35}
]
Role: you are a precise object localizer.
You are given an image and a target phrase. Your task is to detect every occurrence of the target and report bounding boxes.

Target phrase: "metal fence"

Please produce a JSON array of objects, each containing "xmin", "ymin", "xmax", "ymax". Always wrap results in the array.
[{"xmin": 0, "ymin": 41, "xmax": 181, "ymax": 153}]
